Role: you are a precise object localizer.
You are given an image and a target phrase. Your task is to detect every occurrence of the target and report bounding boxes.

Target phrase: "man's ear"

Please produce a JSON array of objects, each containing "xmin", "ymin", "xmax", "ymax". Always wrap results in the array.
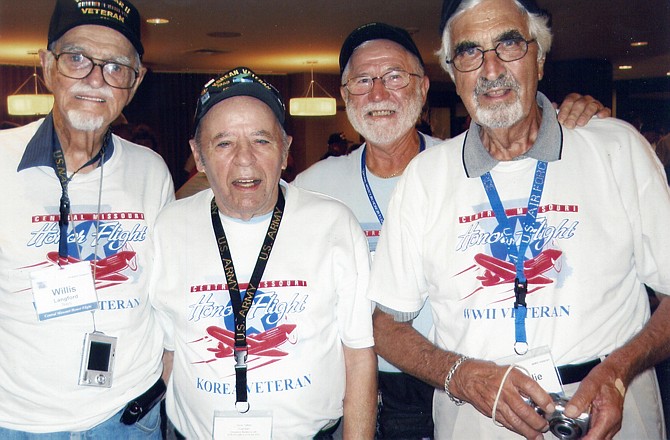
[
  {"xmin": 39, "ymin": 49, "xmax": 55, "ymax": 93},
  {"xmin": 125, "ymin": 65, "xmax": 147, "ymax": 106},
  {"xmin": 189, "ymin": 139, "xmax": 205, "ymax": 173},
  {"xmin": 537, "ymin": 57, "xmax": 546, "ymax": 81}
]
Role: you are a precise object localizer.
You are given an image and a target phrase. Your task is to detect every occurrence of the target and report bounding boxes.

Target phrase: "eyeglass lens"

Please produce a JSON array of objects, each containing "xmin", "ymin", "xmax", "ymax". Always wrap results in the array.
[
  {"xmin": 56, "ymin": 52, "xmax": 137, "ymax": 89},
  {"xmin": 453, "ymin": 39, "xmax": 531, "ymax": 72}
]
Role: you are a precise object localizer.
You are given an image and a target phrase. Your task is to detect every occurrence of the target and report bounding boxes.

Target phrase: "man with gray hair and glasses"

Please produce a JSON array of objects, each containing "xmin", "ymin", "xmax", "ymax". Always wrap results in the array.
[
  {"xmin": 368, "ymin": 0, "xmax": 670, "ymax": 438},
  {"xmin": 0, "ymin": 0, "xmax": 173, "ymax": 436},
  {"xmin": 295, "ymin": 20, "xmax": 610, "ymax": 439}
]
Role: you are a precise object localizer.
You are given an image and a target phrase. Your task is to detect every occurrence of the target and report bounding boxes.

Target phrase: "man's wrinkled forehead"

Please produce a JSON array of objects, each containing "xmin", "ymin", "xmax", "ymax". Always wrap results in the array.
[{"xmin": 450, "ymin": 1, "xmax": 529, "ymax": 47}]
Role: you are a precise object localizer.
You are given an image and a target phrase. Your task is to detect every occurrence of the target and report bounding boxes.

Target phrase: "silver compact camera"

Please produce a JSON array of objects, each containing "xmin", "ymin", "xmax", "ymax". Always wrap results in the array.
[
  {"xmin": 78, "ymin": 332, "xmax": 116, "ymax": 388},
  {"xmin": 524, "ymin": 393, "xmax": 590, "ymax": 440}
]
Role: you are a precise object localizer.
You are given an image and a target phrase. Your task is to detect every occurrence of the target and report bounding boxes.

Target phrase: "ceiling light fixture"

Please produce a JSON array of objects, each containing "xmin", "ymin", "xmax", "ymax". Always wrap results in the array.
[
  {"xmin": 146, "ymin": 18, "xmax": 169, "ymax": 24},
  {"xmin": 630, "ymin": 41, "xmax": 648, "ymax": 47},
  {"xmin": 289, "ymin": 61, "xmax": 336, "ymax": 117},
  {"xmin": 618, "ymin": 65, "xmax": 633, "ymax": 70},
  {"xmin": 7, "ymin": 52, "xmax": 54, "ymax": 116}
]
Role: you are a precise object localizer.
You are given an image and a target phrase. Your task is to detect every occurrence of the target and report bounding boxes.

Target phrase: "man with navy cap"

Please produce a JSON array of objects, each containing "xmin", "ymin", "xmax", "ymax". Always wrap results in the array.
[
  {"xmin": 294, "ymin": 20, "xmax": 610, "ymax": 439},
  {"xmin": 0, "ymin": 0, "xmax": 173, "ymax": 437},
  {"xmin": 150, "ymin": 67, "xmax": 376, "ymax": 439},
  {"xmin": 369, "ymin": 0, "xmax": 670, "ymax": 438}
]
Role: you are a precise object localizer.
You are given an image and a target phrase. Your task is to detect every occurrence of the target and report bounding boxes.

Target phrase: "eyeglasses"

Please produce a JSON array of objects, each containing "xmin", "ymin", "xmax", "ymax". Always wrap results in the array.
[
  {"xmin": 51, "ymin": 51, "xmax": 139, "ymax": 89},
  {"xmin": 447, "ymin": 38, "xmax": 536, "ymax": 73},
  {"xmin": 342, "ymin": 70, "xmax": 422, "ymax": 96}
]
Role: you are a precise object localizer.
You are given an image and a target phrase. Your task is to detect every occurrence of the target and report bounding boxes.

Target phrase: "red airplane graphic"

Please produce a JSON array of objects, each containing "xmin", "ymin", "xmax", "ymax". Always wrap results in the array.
[
  {"xmin": 192, "ymin": 323, "xmax": 298, "ymax": 365},
  {"xmin": 458, "ymin": 248, "xmax": 563, "ymax": 302},
  {"xmin": 44, "ymin": 248, "xmax": 138, "ymax": 288},
  {"xmin": 474, "ymin": 248, "xmax": 562, "ymax": 287}
]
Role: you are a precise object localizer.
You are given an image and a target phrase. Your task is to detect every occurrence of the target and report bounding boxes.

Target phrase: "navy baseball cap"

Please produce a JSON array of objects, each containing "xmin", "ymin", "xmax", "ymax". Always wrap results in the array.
[
  {"xmin": 339, "ymin": 22, "xmax": 425, "ymax": 74},
  {"xmin": 440, "ymin": 0, "xmax": 549, "ymax": 34},
  {"xmin": 48, "ymin": 0, "xmax": 144, "ymax": 56},
  {"xmin": 194, "ymin": 67, "xmax": 286, "ymax": 131}
]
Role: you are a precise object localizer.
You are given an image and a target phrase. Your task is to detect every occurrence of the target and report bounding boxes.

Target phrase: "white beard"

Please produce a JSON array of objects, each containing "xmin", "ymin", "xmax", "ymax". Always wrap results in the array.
[
  {"xmin": 473, "ymin": 75, "xmax": 524, "ymax": 129},
  {"xmin": 346, "ymin": 84, "xmax": 423, "ymax": 146},
  {"xmin": 475, "ymin": 99, "xmax": 524, "ymax": 128},
  {"xmin": 66, "ymin": 109, "xmax": 105, "ymax": 132},
  {"xmin": 65, "ymin": 84, "xmax": 114, "ymax": 132}
]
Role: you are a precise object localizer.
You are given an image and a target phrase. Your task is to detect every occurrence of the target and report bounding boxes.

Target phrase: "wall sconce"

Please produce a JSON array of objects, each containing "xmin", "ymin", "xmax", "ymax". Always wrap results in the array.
[
  {"xmin": 7, "ymin": 52, "xmax": 54, "ymax": 116},
  {"xmin": 289, "ymin": 61, "xmax": 336, "ymax": 117}
]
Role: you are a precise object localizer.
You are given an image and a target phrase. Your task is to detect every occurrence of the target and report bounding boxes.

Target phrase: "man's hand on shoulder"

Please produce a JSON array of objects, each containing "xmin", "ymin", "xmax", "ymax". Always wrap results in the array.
[{"xmin": 556, "ymin": 93, "xmax": 611, "ymax": 129}]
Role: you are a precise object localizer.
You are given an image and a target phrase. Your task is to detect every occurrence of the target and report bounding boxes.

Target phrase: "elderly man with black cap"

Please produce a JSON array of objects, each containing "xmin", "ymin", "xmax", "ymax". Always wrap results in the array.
[
  {"xmin": 368, "ymin": 0, "xmax": 670, "ymax": 439},
  {"xmin": 294, "ymin": 20, "xmax": 610, "ymax": 439},
  {"xmin": 0, "ymin": 0, "xmax": 173, "ymax": 437},
  {"xmin": 149, "ymin": 67, "xmax": 377, "ymax": 439}
]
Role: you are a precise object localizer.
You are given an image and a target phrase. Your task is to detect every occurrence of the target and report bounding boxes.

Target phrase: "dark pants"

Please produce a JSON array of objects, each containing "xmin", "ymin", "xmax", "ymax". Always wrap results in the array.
[{"xmin": 377, "ymin": 371, "xmax": 434, "ymax": 439}]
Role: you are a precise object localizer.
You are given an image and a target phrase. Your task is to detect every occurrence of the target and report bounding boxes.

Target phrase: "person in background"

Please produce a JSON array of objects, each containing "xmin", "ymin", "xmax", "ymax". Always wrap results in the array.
[
  {"xmin": 0, "ymin": 0, "xmax": 173, "ymax": 437},
  {"xmin": 369, "ymin": 0, "xmax": 670, "ymax": 438},
  {"xmin": 293, "ymin": 20, "xmax": 610, "ymax": 439},
  {"xmin": 150, "ymin": 67, "xmax": 376, "ymax": 439},
  {"xmin": 654, "ymin": 133, "xmax": 670, "ymax": 185},
  {"xmin": 130, "ymin": 123, "xmax": 160, "ymax": 151},
  {"xmin": 0, "ymin": 121, "xmax": 20, "ymax": 130},
  {"xmin": 321, "ymin": 132, "xmax": 352, "ymax": 160}
]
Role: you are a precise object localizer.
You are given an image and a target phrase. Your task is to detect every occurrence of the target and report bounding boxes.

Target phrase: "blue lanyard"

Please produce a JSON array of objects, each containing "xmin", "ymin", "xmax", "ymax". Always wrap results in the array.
[
  {"xmin": 480, "ymin": 160, "xmax": 548, "ymax": 354},
  {"xmin": 361, "ymin": 134, "xmax": 425, "ymax": 224}
]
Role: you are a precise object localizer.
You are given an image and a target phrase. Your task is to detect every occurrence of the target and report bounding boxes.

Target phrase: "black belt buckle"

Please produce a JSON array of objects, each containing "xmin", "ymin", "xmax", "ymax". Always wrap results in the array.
[{"xmin": 120, "ymin": 378, "xmax": 166, "ymax": 425}]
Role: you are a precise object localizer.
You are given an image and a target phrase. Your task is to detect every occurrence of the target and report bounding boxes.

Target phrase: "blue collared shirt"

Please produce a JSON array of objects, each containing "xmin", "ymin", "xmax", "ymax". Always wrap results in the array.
[{"xmin": 17, "ymin": 112, "xmax": 115, "ymax": 172}]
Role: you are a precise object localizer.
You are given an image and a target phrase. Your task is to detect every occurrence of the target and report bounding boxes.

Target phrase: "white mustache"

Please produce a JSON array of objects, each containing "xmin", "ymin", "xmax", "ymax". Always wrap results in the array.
[
  {"xmin": 474, "ymin": 75, "xmax": 520, "ymax": 96},
  {"xmin": 70, "ymin": 84, "xmax": 115, "ymax": 100},
  {"xmin": 360, "ymin": 102, "xmax": 400, "ymax": 114}
]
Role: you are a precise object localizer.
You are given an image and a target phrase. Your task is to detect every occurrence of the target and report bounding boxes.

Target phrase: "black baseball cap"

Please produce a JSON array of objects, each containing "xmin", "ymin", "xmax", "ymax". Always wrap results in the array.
[
  {"xmin": 48, "ymin": 0, "xmax": 144, "ymax": 56},
  {"xmin": 440, "ymin": 0, "xmax": 549, "ymax": 34},
  {"xmin": 193, "ymin": 67, "xmax": 286, "ymax": 131},
  {"xmin": 339, "ymin": 22, "xmax": 425, "ymax": 74}
]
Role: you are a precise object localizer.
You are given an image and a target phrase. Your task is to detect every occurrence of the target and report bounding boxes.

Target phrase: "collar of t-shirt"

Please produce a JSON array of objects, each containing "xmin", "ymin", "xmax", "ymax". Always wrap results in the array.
[
  {"xmin": 462, "ymin": 92, "xmax": 563, "ymax": 178},
  {"xmin": 17, "ymin": 112, "xmax": 115, "ymax": 172}
]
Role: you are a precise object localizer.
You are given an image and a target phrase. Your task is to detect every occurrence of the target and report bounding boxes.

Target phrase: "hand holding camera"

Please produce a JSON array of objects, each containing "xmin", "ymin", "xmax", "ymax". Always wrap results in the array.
[{"xmin": 524, "ymin": 393, "xmax": 590, "ymax": 440}]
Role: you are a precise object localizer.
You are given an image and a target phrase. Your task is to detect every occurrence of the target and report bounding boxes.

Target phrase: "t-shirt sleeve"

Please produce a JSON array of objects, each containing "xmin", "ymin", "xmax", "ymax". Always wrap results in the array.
[{"xmin": 367, "ymin": 163, "xmax": 429, "ymax": 315}]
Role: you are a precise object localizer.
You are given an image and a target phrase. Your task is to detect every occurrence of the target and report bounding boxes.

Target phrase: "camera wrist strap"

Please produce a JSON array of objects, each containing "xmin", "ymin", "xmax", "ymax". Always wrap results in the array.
[
  {"xmin": 480, "ymin": 160, "xmax": 548, "ymax": 355},
  {"xmin": 210, "ymin": 186, "xmax": 285, "ymax": 412}
]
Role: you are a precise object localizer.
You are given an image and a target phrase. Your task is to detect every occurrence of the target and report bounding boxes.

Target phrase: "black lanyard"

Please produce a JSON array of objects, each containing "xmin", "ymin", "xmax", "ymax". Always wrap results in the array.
[
  {"xmin": 53, "ymin": 131, "xmax": 110, "ymax": 261},
  {"xmin": 210, "ymin": 186, "xmax": 285, "ymax": 412}
]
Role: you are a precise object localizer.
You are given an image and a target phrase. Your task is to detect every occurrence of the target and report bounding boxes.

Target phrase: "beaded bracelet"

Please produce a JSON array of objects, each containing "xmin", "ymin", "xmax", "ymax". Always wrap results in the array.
[{"xmin": 444, "ymin": 355, "xmax": 470, "ymax": 405}]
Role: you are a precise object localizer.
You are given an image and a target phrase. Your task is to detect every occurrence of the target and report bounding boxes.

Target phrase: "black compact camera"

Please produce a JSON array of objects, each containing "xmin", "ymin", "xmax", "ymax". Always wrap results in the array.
[{"xmin": 524, "ymin": 393, "xmax": 590, "ymax": 440}]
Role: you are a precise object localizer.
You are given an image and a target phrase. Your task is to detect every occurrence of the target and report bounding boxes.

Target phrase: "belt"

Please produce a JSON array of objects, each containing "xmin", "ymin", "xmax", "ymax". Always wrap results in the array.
[{"xmin": 557, "ymin": 358, "xmax": 601, "ymax": 384}]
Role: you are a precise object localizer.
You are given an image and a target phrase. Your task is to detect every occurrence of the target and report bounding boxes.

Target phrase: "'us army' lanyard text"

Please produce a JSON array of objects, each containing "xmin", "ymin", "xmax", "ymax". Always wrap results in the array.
[{"xmin": 210, "ymin": 187, "xmax": 285, "ymax": 412}]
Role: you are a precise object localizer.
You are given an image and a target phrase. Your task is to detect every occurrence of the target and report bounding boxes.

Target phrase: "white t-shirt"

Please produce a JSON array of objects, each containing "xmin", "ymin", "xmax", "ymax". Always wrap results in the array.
[
  {"xmin": 294, "ymin": 132, "xmax": 441, "ymax": 372},
  {"xmin": 0, "ymin": 118, "xmax": 174, "ymax": 431},
  {"xmin": 369, "ymin": 112, "xmax": 670, "ymax": 437},
  {"xmin": 150, "ymin": 183, "xmax": 373, "ymax": 439}
]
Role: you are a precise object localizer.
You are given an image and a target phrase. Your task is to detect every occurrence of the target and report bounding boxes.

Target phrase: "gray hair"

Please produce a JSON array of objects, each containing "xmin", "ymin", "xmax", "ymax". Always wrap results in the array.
[{"xmin": 437, "ymin": 0, "xmax": 552, "ymax": 80}]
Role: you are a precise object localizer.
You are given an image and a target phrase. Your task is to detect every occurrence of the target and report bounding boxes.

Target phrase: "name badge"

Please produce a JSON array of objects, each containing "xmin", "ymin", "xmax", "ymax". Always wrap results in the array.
[
  {"xmin": 498, "ymin": 345, "xmax": 563, "ymax": 394},
  {"xmin": 30, "ymin": 261, "xmax": 99, "ymax": 321},
  {"xmin": 213, "ymin": 410, "xmax": 272, "ymax": 440}
]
